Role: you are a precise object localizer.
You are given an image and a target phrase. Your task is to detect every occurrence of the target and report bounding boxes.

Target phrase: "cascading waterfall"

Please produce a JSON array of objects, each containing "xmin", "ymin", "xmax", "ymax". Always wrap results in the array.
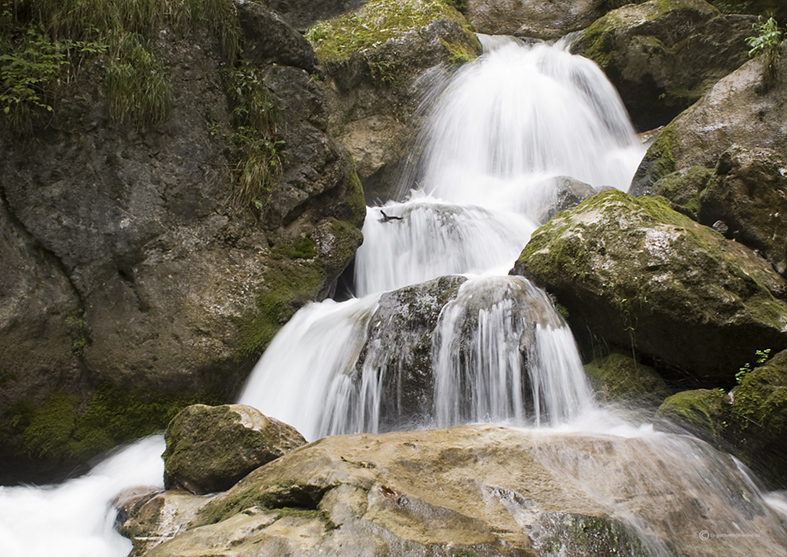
[{"xmin": 3, "ymin": 36, "xmax": 786, "ymax": 556}]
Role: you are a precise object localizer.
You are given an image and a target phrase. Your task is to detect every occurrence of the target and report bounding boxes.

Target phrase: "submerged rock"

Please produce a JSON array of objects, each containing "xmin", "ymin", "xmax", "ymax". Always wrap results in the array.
[
  {"xmin": 573, "ymin": 0, "xmax": 754, "ymax": 130},
  {"xmin": 120, "ymin": 424, "xmax": 787, "ymax": 556},
  {"xmin": 163, "ymin": 404, "xmax": 306, "ymax": 494},
  {"xmin": 512, "ymin": 189, "xmax": 787, "ymax": 384}
]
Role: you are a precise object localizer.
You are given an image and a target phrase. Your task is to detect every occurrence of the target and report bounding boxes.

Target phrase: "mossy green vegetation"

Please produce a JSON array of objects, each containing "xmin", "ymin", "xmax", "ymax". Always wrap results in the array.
[
  {"xmin": 584, "ymin": 352, "xmax": 671, "ymax": 407},
  {"xmin": 746, "ymin": 16, "xmax": 782, "ymax": 84},
  {"xmin": 106, "ymin": 32, "xmax": 170, "ymax": 129},
  {"xmin": 304, "ymin": 0, "xmax": 465, "ymax": 62},
  {"xmin": 15, "ymin": 384, "xmax": 214, "ymax": 462},
  {"xmin": 0, "ymin": 0, "xmax": 240, "ymax": 131}
]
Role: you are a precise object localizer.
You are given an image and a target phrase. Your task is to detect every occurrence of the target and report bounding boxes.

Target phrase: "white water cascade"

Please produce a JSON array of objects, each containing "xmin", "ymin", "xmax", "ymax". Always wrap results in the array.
[{"xmin": 2, "ymin": 37, "xmax": 786, "ymax": 556}]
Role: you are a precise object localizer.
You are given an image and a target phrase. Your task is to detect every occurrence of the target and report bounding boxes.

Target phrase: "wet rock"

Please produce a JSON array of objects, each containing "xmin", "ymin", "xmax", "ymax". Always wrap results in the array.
[
  {"xmin": 542, "ymin": 175, "xmax": 598, "ymax": 221},
  {"xmin": 573, "ymin": 0, "xmax": 755, "ymax": 130},
  {"xmin": 121, "ymin": 424, "xmax": 787, "ymax": 556},
  {"xmin": 656, "ymin": 388, "xmax": 729, "ymax": 442},
  {"xmin": 644, "ymin": 165, "xmax": 713, "ymax": 220},
  {"xmin": 512, "ymin": 189, "xmax": 787, "ymax": 384},
  {"xmin": 306, "ymin": 0, "xmax": 481, "ymax": 202},
  {"xmin": 465, "ymin": 0, "xmax": 645, "ymax": 40},
  {"xmin": 163, "ymin": 404, "xmax": 307, "ymax": 494}
]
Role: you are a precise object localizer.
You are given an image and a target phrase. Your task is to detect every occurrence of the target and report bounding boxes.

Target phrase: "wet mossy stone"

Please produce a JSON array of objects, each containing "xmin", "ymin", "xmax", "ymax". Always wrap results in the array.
[
  {"xmin": 656, "ymin": 388, "xmax": 728, "ymax": 442},
  {"xmin": 584, "ymin": 352, "xmax": 671, "ymax": 408},
  {"xmin": 730, "ymin": 349, "xmax": 787, "ymax": 487},
  {"xmin": 646, "ymin": 165, "xmax": 713, "ymax": 220},
  {"xmin": 163, "ymin": 404, "xmax": 307, "ymax": 494},
  {"xmin": 512, "ymin": 189, "xmax": 787, "ymax": 383}
]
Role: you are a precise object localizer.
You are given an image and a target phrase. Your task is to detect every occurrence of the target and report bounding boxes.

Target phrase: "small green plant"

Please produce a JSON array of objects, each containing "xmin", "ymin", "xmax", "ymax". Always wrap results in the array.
[
  {"xmin": 105, "ymin": 32, "xmax": 170, "ymax": 129},
  {"xmin": 746, "ymin": 16, "xmax": 782, "ymax": 83},
  {"xmin": 225, "ymin": 61, "xmax": 285, "ymax": 210},
  {"xmin": 736, "ymin": 348, "xmax": 771, "ymax": 384}
]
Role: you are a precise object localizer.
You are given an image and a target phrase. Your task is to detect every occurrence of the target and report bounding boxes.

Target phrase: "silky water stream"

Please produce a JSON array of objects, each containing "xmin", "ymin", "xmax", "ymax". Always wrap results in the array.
[{"xmin": 1, "ymin": 38, "xmax": 786, "ymax": 556}]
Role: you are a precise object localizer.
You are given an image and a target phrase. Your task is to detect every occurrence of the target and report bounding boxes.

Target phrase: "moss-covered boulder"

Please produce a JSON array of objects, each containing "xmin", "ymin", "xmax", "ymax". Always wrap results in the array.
[
  {"xmin": 511, "ymin": 189, "xmax": 787, "ymax": 384},
  {"xmin": 120, "ymin": 424, "xmax": 787, "ymax": 556},
  {"xmin": 305, "ymin": 0, "xmax": 481, "ymax": 201},
  {"xmin": 730, "ymin": 349, "xmax": 787, "ymax": 486},
  {"xmin": 464, "ymin": 0, "xmax": 647, "ymax": 40},
  {"xmin": 163, "ymin": 404, "xmax": 307, "ymax": 494},
  {"xmin": 259, "ymin": 0, "xmax": 368, "ymax": 31},
  {"xmin": 708, "ymin": 0, "xmax": 787, "ymax": 20},
  {"xmin": 631, "ymin": 42, "xmax": 787, "ymax": 195},
  {"xmin": 572, "ymin": 0, "xmax": 754, "ymax": 131},
  {"xmin": 697, "ymin": 146, "xmax": 787, "ymax": 277},
  {"xmin": 656, "ymin": 388, "xmax": 728, "ymax": 441},
  {"xmin": 584, "ymin": 352, "xmax": 671, "ymax": 409}
]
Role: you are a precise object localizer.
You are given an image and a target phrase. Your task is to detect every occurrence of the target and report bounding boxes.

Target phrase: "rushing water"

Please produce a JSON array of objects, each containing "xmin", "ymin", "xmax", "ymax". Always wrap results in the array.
[{"xmin": 2, "ymin": 38, "xmax": 785, "ymax": 556}]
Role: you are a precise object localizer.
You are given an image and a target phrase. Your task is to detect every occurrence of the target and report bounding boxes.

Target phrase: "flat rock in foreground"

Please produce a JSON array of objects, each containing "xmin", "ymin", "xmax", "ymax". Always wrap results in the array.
[{"xmin": 121, "ymin": 424, "xmax": 787, "ymax": 556}]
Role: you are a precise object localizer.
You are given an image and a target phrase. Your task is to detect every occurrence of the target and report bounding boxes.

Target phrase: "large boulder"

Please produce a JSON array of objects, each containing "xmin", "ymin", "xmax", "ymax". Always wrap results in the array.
[
  {"xmin": 163, "ymin": 404, "xmax": 307, "ymax": 494},
  {"xmin": 119, "ymin": 424, "xmax": 787, "ymax": 556},
  {"xmin": 465, "ymin": 0, "xmax": 646, "ymax": 40},
  {"xmin": 305, "ymin": 0, "xmax": 482, "ymax": 202},
  {"xmin": 572, "ymin": 0, "xmax": 755, "ymax": 131},
  {"xmin": 631, "ymin": 43, "xmax": 787, "ymax": 194},
  {"xmin": 0, "ymin": 2, "xmax": 364, "ymax": 480},
  {"xmin": 511, "ymin": 189, "xmax": 787, "ymax": 384}
]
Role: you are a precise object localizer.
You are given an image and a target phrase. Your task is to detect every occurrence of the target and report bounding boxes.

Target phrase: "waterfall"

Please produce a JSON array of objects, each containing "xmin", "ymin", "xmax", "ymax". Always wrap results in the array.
[{"xmin": 4, "ymin": 36, "xmax": 785, "ymax": 556}]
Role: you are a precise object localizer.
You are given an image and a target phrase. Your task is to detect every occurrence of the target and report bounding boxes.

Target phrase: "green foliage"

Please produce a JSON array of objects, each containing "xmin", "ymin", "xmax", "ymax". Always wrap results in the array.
[
  {"xmin": 225, "ymin": 61, "xmax": 285, "ymax": 210},
  {"xmin": 1, "ymin": 0, "xmax": 241, "ymax": 133},
  {"xmin": 0, "ymin": 9, "xmax": 65, "ymax": 132},
  {"xmin": 746, "ymin": 16, "xmax": 782, "ymax": 83},
  {"xmin": 304, "ymin": 0, "xmax": 462, "ymax": 62},
  {"xmin": 736, "ymin": 348, "xmax": 772, "ymax": 384},
  {"xmin": 106, "ymin": 32, "xmax": 170, "ymax": 129}
]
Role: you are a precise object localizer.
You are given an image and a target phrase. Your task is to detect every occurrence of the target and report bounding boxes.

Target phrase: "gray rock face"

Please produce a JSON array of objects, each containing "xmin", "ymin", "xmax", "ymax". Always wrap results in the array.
[
  {"xmin": 0, "ymin": 7, "xmax": 364, "ymax": 478},
  {"xmin": 119, "ymin": 424, "xmax": 787, "ymax": 556},
  {"xmin": 512, "ymin": 189, "xmax": 787, "ymax": 384},
  {"xmin": 163, "ymin": 404, "xmax": 307, "ymax": 494},
  {"xmin": 573, "ymin": 0, "xmax": 754, "ymax": 131},
  {"xmin": 466, "ymin": 0, "xmax": 643, "ymax": 40}
]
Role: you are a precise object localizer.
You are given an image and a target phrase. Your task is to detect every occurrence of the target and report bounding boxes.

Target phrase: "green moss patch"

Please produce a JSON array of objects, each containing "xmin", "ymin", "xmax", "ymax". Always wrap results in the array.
[
  {"xmin": 656, "ymin": 389, "xmax": 728, "ymax": 440},
  {"xmin": 304, "ymin": 0, "xmax": 465, "ymax": 62},
  {"xmin": 18, "ymin": 385, "xmax": 213, "ymax": 462}
]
